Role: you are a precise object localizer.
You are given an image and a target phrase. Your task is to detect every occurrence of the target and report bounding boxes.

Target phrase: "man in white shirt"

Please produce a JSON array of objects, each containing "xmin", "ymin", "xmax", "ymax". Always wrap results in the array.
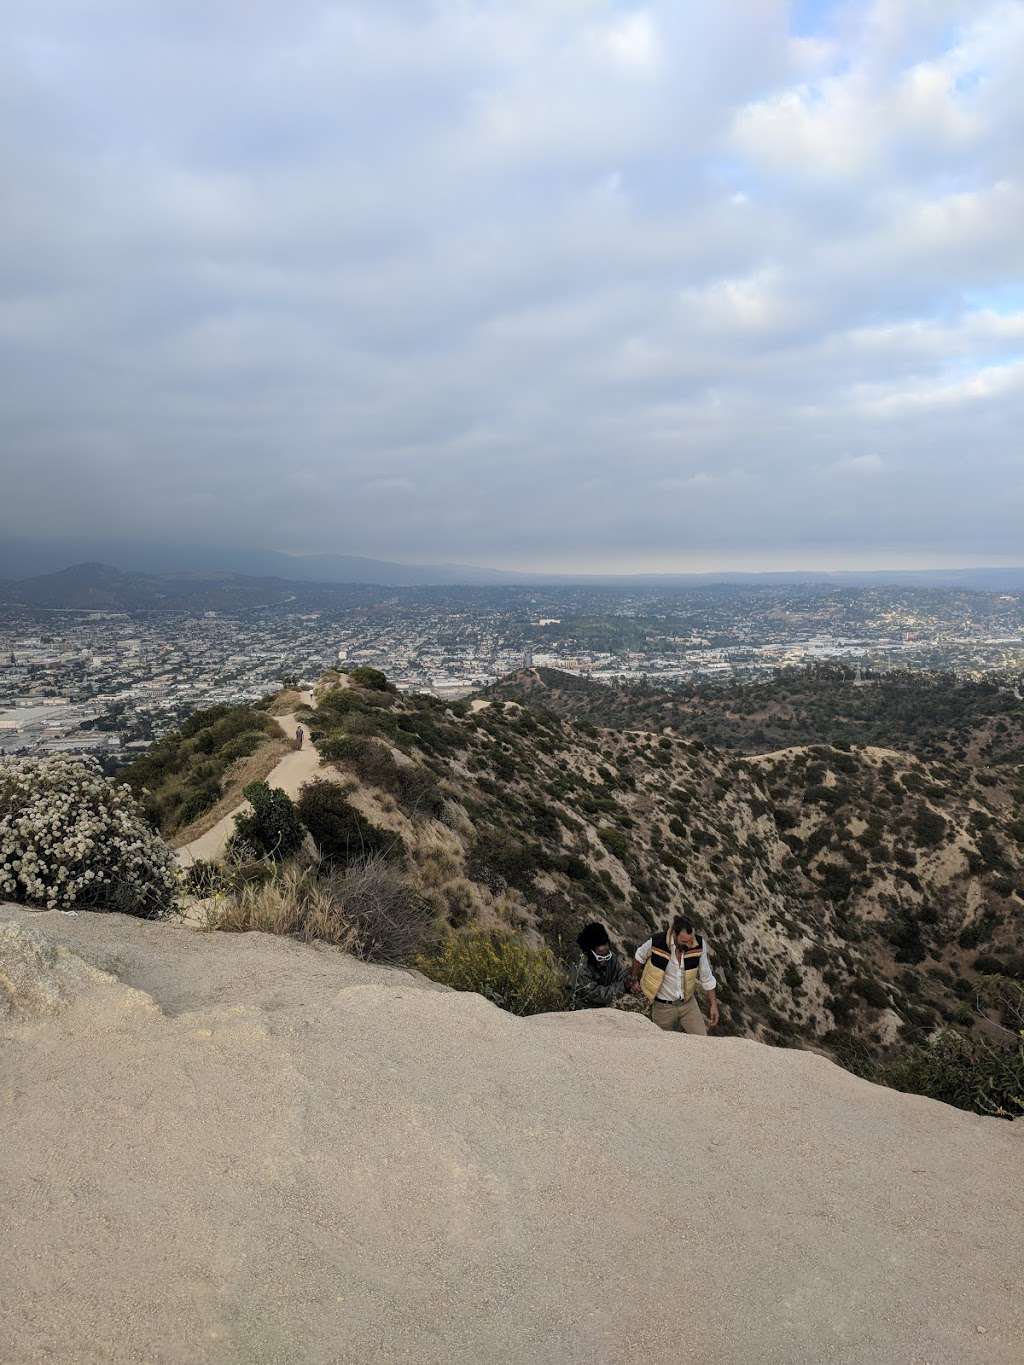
[{"xmin": 630, "ymin": 915, "xmax": 719, "ymax": 1036}]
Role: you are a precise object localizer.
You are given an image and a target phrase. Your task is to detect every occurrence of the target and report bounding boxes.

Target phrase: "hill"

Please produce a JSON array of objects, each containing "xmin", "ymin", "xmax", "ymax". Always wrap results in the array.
[
  {"xmin": 179, "ymin": 668, "xmax": 1023, "ymax": 1067},
  {"xmin": 0, "ymin": 562, "xmax": 394, "ymax": 612},
  {"xmin": 2, "ymin": 905, "xmax": 1021, "ymax": 1365},
  {"xmin": 485, "ymin": 664, "xmax": 1024, "ymax": 766},
  {"xmin": 6, "ymin": 537, "xmax": 1024, "ymax": 588},
  {"xmin": 120, "ymin": 702, "xmax": 290, "ymax": 836}
]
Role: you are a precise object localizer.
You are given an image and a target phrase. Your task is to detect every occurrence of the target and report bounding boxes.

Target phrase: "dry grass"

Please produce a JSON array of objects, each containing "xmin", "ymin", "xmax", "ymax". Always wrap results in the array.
[
  {"xmin": 205, "ymin": 855, "xmax": 437, "ymax": 964},
  {"xmin": 265, "ymin": 690, "xmax": 306, "ymax": 716},
  {"xmin": 204, "ymin": 862, "xmax": 357, "ymax": 948}
]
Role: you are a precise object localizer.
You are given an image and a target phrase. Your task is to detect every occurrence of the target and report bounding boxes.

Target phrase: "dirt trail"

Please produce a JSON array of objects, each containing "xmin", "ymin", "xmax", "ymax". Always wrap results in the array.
[{"xmin": 175, "ymin": 691, "xmax": 318, "ymax": 866}]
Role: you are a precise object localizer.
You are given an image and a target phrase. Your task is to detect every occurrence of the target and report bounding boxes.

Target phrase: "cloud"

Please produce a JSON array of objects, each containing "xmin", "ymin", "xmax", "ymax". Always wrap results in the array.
[
  {"xmin": 831, "ymin": 454, "xmax": 885, "ymax": 476},
  {"xmin": 360, "ymin": 477, "xmax": 417, "ymax": 498},
  {"xmin": 0, "ymin": 0, "xmax": 1021, "ymax": 570}
]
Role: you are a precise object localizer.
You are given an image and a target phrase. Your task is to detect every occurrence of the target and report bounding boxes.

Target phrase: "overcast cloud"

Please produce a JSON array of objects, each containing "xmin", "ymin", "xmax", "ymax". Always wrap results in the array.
[{"xmin": 2, "ymin": 0, "xmax": 1023, "ymax": 571}]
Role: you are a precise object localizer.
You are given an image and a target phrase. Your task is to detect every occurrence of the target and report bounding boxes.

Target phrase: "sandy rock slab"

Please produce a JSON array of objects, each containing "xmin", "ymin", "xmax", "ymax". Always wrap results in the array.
[{"xmin": 1, "ymin": 904, "xmax": 1022, "ymax": 1365}]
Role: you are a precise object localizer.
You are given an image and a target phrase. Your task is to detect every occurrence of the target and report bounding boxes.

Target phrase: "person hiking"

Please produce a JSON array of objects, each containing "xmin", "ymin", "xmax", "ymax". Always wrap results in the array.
[
  {"xmin": 630, "ymin": 915, "xmax": 719, "ymax": 1035},
  {"xmin": 569, "ymin": 922, "xmax": 629, "ymax": 1010},
  {"xmin": 295, "ymin": 725, "xmax": 304, "ymax": 750}
]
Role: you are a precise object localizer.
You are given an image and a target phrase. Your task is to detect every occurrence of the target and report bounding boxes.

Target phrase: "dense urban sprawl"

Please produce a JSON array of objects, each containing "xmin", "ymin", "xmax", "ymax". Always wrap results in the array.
[{"xmin": 3, "ymin": 583, "xmax": 1023, "ymax": 760}]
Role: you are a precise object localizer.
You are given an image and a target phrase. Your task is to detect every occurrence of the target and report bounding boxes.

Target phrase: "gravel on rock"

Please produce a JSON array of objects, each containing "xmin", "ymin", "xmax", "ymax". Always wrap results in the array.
[{"xmin": 1, "ymin": 904, "xmax": 1021, "ymax": 1365}]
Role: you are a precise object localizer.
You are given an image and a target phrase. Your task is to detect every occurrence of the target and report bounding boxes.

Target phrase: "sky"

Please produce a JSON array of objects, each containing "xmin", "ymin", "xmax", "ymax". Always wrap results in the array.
[{"xmin": 2, "ymin": 0, "xmax": 1023, "ymax": 573}]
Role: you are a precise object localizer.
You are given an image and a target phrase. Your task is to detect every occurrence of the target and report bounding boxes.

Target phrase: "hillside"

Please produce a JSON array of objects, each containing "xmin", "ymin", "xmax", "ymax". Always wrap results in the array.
[
  {"xmin": 121, "ymin": 703, "xmax": 290, "ymax": 837},
  {"xmin": 3, "ymin": 906, "xmax": 1022, "ymax": 1365},
  {"xmin": 485, "ymin": 664, "xmax": 1024, "ymax": 767},
  {"xmin": 172, "ymin": 668, "xmax": 1021, "ymax": 1067}
]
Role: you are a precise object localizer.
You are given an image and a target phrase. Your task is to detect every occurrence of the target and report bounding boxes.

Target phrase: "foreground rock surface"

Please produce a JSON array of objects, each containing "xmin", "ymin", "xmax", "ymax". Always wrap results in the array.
[{"xmin": 1, "ymin": 905, "xmax": 1021, "ymax": 1365}]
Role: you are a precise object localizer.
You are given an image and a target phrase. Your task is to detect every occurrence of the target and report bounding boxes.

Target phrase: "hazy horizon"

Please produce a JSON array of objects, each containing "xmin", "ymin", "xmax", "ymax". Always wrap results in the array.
[
  {"xmin": 2, "ymin": 1, "xmax": 1022, "ymax": 571},
  {"xmin": 5, "ymin": 535, "xmax": 1024, "ymax": 585}
]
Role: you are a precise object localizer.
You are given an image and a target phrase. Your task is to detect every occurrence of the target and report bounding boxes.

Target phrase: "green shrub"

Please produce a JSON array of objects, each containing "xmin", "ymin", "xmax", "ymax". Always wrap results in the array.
[
  {"xmin": 177, "ymin": 782, "xmax": 221, "ymax": 827},
  {"xmin": 316, "ymin": 688, "xmax": 366, "ymax": 717},
  {"xmin": 878, "ymin": 1030, "xmax": 1024, "ymax": 1120},
  {"xmin": 852, "ymin": 976, "xmax": 889, "ymax": 1009},
  {"xmin": 818, "ymin": 862, "xmax": 853, "ymax": 903},
  {"xmin": 219, "ymin": 730, "xmax": 268, "ymax": 763},
  {"xmin": 319, "ymin": 734, "xmax": 370, "ymax": 762},
  {"xmin": 184, "ymin": 859, "xmax": 229, "ymax": 898},
  {"xmin": 348, "ymin": 667, "xmax": 392, "ymax": 692},
  {"xmin": 597, "ymin": 825, "xmax": 630, "ymax": 860},
  {"xmin": 469, "ymin": 829, "xmax": 541, "ymax": 890},
  {"xmin": 803, "ymin": 943, "xmax": 830, "ymax": 969},
  {"xmin": 180, "ymin": 705, "xmax": 233, "ymax": 739},
  {"xmin": 415, "ymin": 930, "xmax": 567, "ymax": 1015},
  {"xmin": 346, "ymin": 741, "xmax": 445, "ymax": 817},
  {"xmin": 229, "ymin": 782, "xmax": 305, "ymax": 862},
  {"xmin": 297, "ymin": 779, "xmax": 404, "ymax": 866},
  {"xmin": 912, "ymin": 806, "xmax": 947, "ymax": 848}
]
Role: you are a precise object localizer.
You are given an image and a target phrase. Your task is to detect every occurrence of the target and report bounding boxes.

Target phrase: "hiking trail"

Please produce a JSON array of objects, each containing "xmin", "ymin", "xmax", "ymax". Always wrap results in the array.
[{"xmin": 175, "ymin": 691, "xmax": 318, "ymax": 866}]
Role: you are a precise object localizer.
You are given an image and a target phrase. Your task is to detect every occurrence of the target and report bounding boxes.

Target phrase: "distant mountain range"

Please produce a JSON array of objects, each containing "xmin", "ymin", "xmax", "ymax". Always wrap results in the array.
[
  {"xmin": 0, "ymin": 563, "xmax": 389, "ymax": 612},
  {"xmin": 1, "ymin": 538, "xmax": 1024, "ymax": 594}
]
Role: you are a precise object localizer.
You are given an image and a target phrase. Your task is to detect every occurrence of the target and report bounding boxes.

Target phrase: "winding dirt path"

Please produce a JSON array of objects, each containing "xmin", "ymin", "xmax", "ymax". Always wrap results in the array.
[{"xmin": 175, "ymin": 692, "xmax": 319, "ymax": 866}]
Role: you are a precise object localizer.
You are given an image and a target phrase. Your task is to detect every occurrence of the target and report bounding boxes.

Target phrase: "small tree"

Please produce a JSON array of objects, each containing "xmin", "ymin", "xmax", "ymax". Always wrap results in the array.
[{"xmin": 229, "ymin": 782, "xmax": 305, "ymax": 861}]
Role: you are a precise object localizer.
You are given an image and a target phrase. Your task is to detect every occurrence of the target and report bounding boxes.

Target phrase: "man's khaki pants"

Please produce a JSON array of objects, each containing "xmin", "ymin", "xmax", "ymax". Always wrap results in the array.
[{"xmin": 651, "ymin": 996, "xmax": 707, "ymax": 1036}]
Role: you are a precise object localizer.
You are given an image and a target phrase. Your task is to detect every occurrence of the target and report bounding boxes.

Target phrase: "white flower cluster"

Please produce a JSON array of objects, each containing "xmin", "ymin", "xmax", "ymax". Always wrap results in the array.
[{"xmin": 0, "ymin": 756, "xmax": 177, "ymax": 916}]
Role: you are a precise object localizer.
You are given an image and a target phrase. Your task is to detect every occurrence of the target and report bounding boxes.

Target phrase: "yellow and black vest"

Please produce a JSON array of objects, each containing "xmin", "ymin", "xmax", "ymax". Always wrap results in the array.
[{"xmin": 640, "ymin": 931, "xmax": 704, "ymax": 1004}]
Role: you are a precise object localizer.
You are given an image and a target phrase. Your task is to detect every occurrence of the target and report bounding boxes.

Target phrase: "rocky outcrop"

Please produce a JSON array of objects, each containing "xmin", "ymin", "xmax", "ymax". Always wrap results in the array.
[{"xmin": 2, "ymin": 904, "xmax": 1021, "ymax": 1364}]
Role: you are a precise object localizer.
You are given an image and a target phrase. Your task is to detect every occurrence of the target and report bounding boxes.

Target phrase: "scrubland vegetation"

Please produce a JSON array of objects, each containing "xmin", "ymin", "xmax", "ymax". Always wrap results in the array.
[
  {"xmin": 488, "ymin": 663, "xmax": 1024, "ymax": 767},
  {"xmin": 121, "ymin": 703, "xmax": 286, "ymax": 833},
  {"xmin": 6, "ymin": 662, "xmax": 1023, "ymax": 1118}
]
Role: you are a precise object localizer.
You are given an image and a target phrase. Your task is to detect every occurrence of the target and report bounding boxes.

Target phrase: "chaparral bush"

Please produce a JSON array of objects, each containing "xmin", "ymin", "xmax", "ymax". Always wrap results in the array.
[
  {"xmin": 347, "ymin": 666, "xmax": 392, "ymax": 693},
  {"xmin": 227, "ymin": 781, "xmax": 305, "ymax": 862},
  {"xmin": 878, "ymin": 1029, "xmax": 1023, "ymax": 1120},
  {"xmin": 415, "ymin": 930, "xmax": 567, "ymax": 1016},
  {"xmin": 0, "ymin": 756, "xmax": 177, "ymax": 917},
  {"xmin": 296, "ymin": 779, "xmax": 405, "ymax": 867},
  {"xmin": 208, "ymin": 855, "xmax": 434, "ymax": 964}
]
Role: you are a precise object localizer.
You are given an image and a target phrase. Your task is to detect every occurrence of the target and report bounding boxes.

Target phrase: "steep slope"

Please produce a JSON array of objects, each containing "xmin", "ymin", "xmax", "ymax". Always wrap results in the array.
[
  {"xmin": 121, "ymin": 703, "xmax": 290, "ymax": 836},
  {"xmin": 292, "ymin": 673, "xmax": 1024, "ymax": 1055},
  {"xmin": 742, "ymin": 742, "xmax": 1024, "ymax": 1041},
  {"xmin": 301, "ymin": 678, "xmax": 850, "ymax": 1046},
  {"xmin": 3, "ymin": 907, "xmax": 1022, "ymax": 1365},
  {"xmin": 174, "ymin": 698, "xmax": 316, "ymax": 864}
]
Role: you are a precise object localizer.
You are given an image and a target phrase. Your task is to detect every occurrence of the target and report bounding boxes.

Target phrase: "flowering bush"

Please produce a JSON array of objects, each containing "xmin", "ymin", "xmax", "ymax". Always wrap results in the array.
[{"xmin": 0, "ymin": 756, "xmax": 177, "ymax": 917}]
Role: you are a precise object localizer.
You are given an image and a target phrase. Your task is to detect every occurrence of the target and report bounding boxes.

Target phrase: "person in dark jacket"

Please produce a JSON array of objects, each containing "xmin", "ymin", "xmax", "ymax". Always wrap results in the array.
[{"xmin": 569, "ymin": 922, "xmax": 629, "ymax": 1010}]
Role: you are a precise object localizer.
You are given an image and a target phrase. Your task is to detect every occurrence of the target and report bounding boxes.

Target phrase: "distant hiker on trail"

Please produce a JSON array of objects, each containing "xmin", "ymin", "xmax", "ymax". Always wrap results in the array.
[
  {"xmin": 295, "ymin": 725, "xmax": 304, "ymax": 750},
  {"xmin": 631, "ymin": 915, "xmax": 719, "ymax": 1035},
  {"xmin": 569, "ymin": 922, "xmax": 629, "ymax": 1010}
]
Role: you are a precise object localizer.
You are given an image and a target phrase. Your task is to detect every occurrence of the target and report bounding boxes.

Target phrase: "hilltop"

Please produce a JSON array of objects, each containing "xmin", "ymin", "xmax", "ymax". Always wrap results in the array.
[{"xmin": 2, "ymin": 905, "xmax": 1022, "ymax": 1365}]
